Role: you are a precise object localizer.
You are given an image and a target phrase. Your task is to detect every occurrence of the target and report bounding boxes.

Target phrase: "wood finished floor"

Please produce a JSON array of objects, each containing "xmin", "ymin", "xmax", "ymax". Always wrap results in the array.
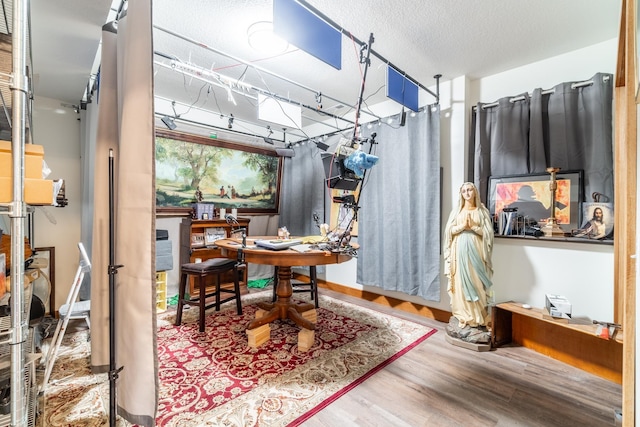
[{"xmin": 301, "ymin": 288, "xmax": 622, "ymax": 427}]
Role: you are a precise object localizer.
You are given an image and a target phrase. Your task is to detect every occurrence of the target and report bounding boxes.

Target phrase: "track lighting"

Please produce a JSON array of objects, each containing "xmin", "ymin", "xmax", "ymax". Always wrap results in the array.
[{"xmin": 161, "ymin": 115, "xmax": 177, "ymax": 130}]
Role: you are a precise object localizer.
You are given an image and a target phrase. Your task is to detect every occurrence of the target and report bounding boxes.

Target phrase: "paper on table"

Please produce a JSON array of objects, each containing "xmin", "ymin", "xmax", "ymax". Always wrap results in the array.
[{"xmin": 290, "ymin": 244, "xmax": 312, "ymax": 253}]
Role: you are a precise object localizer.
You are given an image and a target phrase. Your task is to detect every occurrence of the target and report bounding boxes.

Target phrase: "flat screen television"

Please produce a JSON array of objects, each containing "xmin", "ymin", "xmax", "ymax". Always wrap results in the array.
[{"xmin": 321, "ymin": 153, "xmax": 361, "ymax": 191}]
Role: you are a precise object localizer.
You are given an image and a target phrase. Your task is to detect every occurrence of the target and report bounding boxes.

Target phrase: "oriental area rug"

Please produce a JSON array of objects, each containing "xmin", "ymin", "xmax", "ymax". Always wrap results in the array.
[{"xmin": 38, "ymin": 292, "xmax": 436, "ymax": 427}]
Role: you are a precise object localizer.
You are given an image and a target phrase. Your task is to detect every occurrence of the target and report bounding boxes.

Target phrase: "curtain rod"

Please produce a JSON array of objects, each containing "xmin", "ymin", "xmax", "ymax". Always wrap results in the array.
[
  {"xmin": 474, "ymin": 76, "xmax": 609, "ymax": 110},
  {"xmin": 296, "ymin": 0, "xmax": 439, "ymax": 103}
]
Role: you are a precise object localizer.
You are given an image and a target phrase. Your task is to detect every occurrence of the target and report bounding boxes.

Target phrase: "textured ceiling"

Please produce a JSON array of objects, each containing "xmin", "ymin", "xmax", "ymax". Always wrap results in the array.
[{"xmin": 17, "ymin": 0, "xmax": 623, "ymax": 141}]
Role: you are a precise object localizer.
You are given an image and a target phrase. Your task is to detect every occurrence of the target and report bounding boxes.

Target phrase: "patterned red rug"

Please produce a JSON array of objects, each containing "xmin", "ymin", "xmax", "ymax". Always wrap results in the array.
[{"xmin": 39, "ymin": 292, "xmax": 436, "ymax": 427}]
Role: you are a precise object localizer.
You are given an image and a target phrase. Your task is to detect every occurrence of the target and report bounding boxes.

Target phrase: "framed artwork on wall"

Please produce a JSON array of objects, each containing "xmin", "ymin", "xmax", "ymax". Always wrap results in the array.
[
  {"xmin": 155, "ymin": 129, "xmax": 283, "ymax": 215},
  {"xmin": 487, "ymin": 170, "xmax": 583, "ymax": 233}
]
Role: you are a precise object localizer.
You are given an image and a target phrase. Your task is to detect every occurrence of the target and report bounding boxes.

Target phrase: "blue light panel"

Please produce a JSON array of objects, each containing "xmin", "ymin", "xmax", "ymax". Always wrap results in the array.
[
  {"xmin": 273, "ymin": 0, "xmax": 342, "ymax": 70},
  {"xmin": 386, "ymin": 66, "xmax": 419, "ymax": 112}
]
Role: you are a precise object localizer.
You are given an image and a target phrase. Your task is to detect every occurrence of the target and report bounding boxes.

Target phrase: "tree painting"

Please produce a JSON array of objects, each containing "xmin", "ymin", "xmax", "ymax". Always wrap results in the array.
[{"xmin": 155, "ymin": 130, "xmax": 281, "ymax": 213}]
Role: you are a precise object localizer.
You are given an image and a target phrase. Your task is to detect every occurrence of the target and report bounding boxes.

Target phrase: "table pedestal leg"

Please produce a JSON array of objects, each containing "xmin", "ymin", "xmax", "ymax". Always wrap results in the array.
[{"xmin": 247, "ymin": 265, "xmax": 316, "ymax": 348}]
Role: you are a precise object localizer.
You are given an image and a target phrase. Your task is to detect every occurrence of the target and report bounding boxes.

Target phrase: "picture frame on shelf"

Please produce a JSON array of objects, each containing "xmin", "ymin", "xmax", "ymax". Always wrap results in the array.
[
  {"xmin": 487, "ymin": 170, "xmax": 583, "ymax": 234},
  {"xmin": 191, "ymin": 232, "xmax": 205, "ymax": 248},
  {"xmin": 572, "ymin": 202, "xmax": 614, "ymax": 240},
  {"xmin": 33, "ymin": 246, "xmax": 55, "ymax": 316},
  {"xmin": 204, "ymin": 227, "xmax": 226, "ymax": 245}
]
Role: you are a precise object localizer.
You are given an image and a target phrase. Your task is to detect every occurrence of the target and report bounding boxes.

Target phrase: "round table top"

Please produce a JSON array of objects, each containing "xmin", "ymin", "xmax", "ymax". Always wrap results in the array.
[{"xmin": 215, "ymin": 237, "xmax": 356, "ymax": 267}]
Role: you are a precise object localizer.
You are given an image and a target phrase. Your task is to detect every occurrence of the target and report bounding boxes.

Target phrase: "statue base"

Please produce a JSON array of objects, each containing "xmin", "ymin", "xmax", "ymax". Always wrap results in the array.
[
  {"xmin": 445, "ymin": 334, "xmax": 491, "ymax": 352},
  {"xmin": 444, "ymin": 316, "xmax": 492, "ymax": 352}
]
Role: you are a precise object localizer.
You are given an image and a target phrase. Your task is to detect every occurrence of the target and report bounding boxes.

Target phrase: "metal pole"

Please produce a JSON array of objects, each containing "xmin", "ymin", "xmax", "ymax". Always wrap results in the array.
[
  {"xmin": 10, "ymin": 0, "xmax": 29, "ymax": 425},
  {"xmin": 108, "ymin": 149, "xmax": 123, "ymax": 426}
]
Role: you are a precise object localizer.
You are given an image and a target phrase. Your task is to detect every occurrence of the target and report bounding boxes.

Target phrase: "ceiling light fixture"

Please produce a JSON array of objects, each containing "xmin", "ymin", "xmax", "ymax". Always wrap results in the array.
[{"xmin": 247, "ymin": 21, "xmax": 289, "ymax": 55}]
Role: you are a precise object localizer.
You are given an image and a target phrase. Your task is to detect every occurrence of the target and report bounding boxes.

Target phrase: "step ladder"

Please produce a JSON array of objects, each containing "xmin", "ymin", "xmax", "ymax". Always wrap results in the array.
[{"xmin": 40, "ymin": 242, "xmax": 91, "ymax": 393}]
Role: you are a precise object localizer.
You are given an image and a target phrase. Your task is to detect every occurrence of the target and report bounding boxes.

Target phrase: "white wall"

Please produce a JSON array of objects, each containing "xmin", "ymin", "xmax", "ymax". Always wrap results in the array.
[
  {"xmin": 31, "ymin": 96, "xmax": 83, "ymax": 311},
  {"xmin": 327, "ymin": 38, "xmax": 618, "ymax": 321}
]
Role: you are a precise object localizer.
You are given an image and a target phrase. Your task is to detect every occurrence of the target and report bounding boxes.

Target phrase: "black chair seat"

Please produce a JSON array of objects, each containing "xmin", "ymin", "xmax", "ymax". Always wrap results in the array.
[{"xmin": 176, "ymin": 258, "xmax": 243, "ymax": 332}]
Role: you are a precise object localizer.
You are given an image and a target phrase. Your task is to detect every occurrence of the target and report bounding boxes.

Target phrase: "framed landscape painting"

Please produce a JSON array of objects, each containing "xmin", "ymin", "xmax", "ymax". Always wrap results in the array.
[
  {"xmin": 155, "ymin": 129, "xmax": 282, "ymax": 215},
  {"xmin": 487, "ymin": 170, "xmax": 583, "ymax": 232}
]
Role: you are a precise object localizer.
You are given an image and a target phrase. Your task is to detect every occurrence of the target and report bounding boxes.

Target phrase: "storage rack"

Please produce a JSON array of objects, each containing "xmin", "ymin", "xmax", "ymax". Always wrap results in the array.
[{"xmin": 0, "ymin": 1, "xmax": 37, "ymax": 426}]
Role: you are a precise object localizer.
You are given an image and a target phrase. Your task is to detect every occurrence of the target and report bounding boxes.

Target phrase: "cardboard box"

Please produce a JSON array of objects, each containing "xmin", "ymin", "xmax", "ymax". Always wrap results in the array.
[
  {"xmin": 0, "ymin": 141, "xmax": 45, "ymax": 179},
  {"xmin": 545, "ymin": 294, "xmax": 572, "ymax": 319},
  {"xmin": 0, "ymin": 177, "xmax": 54, "ymax": 205}
]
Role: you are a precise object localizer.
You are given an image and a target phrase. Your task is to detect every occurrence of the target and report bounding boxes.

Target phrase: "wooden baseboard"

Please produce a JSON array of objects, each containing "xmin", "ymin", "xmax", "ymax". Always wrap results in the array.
[{"xmin": 296, "ymin": 273, "xmax": 451, "ymax": 323}]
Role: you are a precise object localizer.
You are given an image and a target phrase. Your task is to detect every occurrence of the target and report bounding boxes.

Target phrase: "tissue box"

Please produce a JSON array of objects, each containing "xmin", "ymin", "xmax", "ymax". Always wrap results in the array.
[
  {"xmin": 545, "ymin": 294, "xmax": 572, "ymax": 319},
  {"xmin": 0, "ymin": 141, "xmax": 45, "ymax": 179}
]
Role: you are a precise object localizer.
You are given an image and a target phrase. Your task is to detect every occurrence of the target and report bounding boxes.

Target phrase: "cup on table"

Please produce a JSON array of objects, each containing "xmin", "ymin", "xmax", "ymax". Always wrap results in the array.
[{"xmin": 219, "ymin": 208, "xmax": 226, "ymax": 219}]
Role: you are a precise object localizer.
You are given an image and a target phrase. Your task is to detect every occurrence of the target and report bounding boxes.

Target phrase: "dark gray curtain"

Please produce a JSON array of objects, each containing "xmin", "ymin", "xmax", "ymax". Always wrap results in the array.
[
  {"xmin": 531, "ymin": 72, "xmax": 614, "ymax": 202},
  {"xmin": 279, "ymin": 142, "xmax": 327, "ymax": 235},
  {"xmin": 472, "ymin": 94, "xmax": 531, "ymax": 204},
  {"xmin": 356, "ymin": 106, "xmax": 441, "ymax": 301},
  {"xmin": 472, "ymin": 72, "xmax": 614, "ymax": 205}
]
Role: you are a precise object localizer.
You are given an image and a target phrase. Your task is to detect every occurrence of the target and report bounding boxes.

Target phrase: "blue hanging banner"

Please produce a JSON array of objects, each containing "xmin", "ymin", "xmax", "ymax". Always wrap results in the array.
[
  {"xmin": 386, "ymin": 66, "xmax": 419, "ymax": 112},
  {"xmin": 273, "ymin": 0, "xmax": 342, "ymax": 70}
]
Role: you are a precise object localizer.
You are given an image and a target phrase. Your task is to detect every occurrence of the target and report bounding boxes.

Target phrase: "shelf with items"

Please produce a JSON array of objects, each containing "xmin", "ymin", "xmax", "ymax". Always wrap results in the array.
[
  {"xmin": 180, "ymin": 218, "xmax": 250, "ymax": 296},
  {"xmin": 156, "ymin": 271, "xmax": 167, "ymax": 313}
]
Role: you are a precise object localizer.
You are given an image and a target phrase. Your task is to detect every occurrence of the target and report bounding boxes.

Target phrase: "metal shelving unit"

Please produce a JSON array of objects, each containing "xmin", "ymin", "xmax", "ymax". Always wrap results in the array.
[{"xmin": 0, "ymin": 1, "xmax": 37, "ymax": 426}]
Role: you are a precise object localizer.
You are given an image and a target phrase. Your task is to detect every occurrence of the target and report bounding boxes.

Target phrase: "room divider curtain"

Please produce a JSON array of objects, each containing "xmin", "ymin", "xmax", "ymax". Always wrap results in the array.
[
  {"xmin": 279, "ymin": 142, "xmax": 326, "ymax": 236},
  {"xmin": 471, "ymin": 72, "xmax": 614, "ymax": 205},
  {"xmin": 90, "ymin": 2, "xmax": 157, "ymax": 426},
  {"xmin": 357, "ymin": 107, "xmax": 441, "ymax": 301}
]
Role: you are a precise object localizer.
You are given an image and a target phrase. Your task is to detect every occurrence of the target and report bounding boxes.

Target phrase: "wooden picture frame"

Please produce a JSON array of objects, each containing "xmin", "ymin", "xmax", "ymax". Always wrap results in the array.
[
  {"xmin": 155, "ymin": 129, "xmax": 283, "ymax": 214},
  {"xmin": 33, "ymin": 246, "xmax": 55, "ymax": 316},
  {"xmin": 487, "ymin": 170, "xmax": 583, "ymax": 232}
]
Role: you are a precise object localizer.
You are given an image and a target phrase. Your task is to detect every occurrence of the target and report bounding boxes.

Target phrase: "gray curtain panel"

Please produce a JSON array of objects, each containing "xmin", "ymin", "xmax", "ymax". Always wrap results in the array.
[
  {"xmin": 473, "ymin": 94, "xmax": 531, "ymax": 204},
  {"xmin": 472, "ymin": 72, "xmax": 614, "ymax": 206},
  {"xmin": 357, "ymin": 106, "xmax": 441, "ymax": 301},
  {"xmin": 90, "ymin": 2, "xmax": 158, "ymax": 426},
  {"xmin": 279, "ymin": 142, "xmax": 327, "ymax": 236},
  {"xmin": 531, "ymin": 72, "xmax": 614, "ymax": 202}
]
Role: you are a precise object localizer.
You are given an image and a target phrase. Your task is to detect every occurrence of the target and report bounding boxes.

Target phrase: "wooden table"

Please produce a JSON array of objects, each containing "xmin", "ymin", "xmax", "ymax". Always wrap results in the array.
[{"xmin": 215, "ymin": 237, "xmax": 356, "ymax": 349}]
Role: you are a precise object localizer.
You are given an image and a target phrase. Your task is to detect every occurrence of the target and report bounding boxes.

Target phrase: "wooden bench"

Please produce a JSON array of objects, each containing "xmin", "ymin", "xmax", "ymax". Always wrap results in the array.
[{"xmin": 491, "ymin": 301, "xmax": 622, "ymax": 384}]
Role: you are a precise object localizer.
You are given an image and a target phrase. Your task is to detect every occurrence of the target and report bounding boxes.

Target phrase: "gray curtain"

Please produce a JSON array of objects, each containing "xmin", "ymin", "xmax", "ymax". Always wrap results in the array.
[
  {"xmin": 530, "ymin": 72, "xmax": 614, "ymax": 202},
  {"xmin": 90, "ymin": 2, "xmax": 157, "ymax": 426},
  {"xmin": 473, "ymin": 94, "xmax": 531, "ymax": 204},
  {"xmin": 357, "ymin": 107, "xmax": 441, "ymax": 301},
  {"xmin": 279, "ymin": 142, "xmax": 327, "ymax": 236},
  {"xmin": 79, "ymin": 99, "xmax": 99, "ymax": 301},
  {"xmin": 472, "ymin": 72, "xmax": 614, "ymax": 205}
]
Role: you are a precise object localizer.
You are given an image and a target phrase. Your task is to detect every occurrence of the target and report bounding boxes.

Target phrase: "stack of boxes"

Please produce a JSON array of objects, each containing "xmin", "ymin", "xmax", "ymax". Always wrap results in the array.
[
  {"xmin": 156, "ymin": 229, "xmax": 173, "ymax": 313},
  {"xmin": 0, "ymin": 141, "xmax": 54, "ymax": 205}
]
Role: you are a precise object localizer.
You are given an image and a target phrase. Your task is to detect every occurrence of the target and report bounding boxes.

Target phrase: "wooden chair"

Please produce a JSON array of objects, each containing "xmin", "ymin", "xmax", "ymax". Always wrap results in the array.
[
  {"xmin": 175, "ymin": 258, "xmax": 243, "ymax": 332},
  {"xmin": 272, "ymin": 265, "xmax": 318, "ymax": 308}
]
